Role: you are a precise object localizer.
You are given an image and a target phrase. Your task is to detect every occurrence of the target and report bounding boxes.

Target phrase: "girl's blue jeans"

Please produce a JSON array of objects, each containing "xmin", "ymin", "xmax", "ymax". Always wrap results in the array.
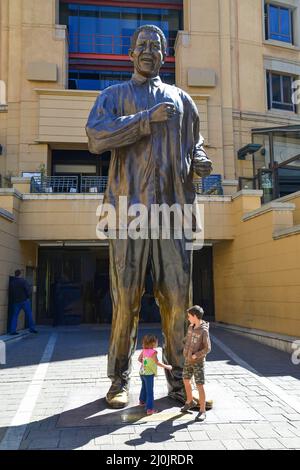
[{"xmin": 139, "ymin": 374, "xmax": 154, "ymax": 410}]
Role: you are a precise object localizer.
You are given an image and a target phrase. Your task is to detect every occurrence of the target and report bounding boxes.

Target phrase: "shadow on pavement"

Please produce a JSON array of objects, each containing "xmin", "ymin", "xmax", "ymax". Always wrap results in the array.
[{"xmin": 0, "ymin": 396, "xmax": 199, "ymax": 450}]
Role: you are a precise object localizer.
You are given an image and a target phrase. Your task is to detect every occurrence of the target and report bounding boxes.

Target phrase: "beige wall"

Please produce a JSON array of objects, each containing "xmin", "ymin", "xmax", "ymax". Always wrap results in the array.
[
  {"xmin": 0, "ymin": 191, "xmax": 37, "ymax": 334},
  {"xmin": 178, "ymin": 0, "xmax": 300, "ymax": 182},
  {"xmin": 1, "ymin": 186, "xmax": 299, "ymax": 338},
  {"xmin": 0, "ymin": 0, "xmax": 67, "ymax": 177},
  {"xmin": 17, "ymin": 194, "xmax": 235, "ymax": 242},
  {"xmin": 36, "ymin": 89, "xmax": 98, "ymax": 144},
  {"xmin": 1, "ymin": 0, "xmax": 299, "ymax": 182},
  {"xmin": 214, "ymin": 192, "xmax": 300, "ymax": 337},
  {"xmin": 0, "ymin": 0, "xmax": 300, "ymax": 337}
]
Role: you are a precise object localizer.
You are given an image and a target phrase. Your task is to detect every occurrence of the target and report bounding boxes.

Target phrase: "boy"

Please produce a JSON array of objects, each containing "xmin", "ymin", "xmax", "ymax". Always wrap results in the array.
[{"xmin": 181, "ymin": 305, "xmax": 211, "ymax": 422}]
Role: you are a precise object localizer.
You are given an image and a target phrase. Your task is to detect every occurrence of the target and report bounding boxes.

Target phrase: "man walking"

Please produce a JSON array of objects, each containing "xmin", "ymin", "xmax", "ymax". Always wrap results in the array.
[
  {"xmin": 86, "ymin": 25, "xmax": 212, "ymax": 408},
  {"xmin": 9, "ymin": 270, "xmax": 37, "ymax": 335}
]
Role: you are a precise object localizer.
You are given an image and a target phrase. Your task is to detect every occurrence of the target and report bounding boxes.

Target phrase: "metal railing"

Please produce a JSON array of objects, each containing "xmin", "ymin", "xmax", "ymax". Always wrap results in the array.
[
  {"xmin": 80, "ymin": 176, "xmax": 108, "ymax": 193},
  {"xmin": 30, "ymin": 175, "xmax": 222, "ymax": 196},
  {"xmin": 69, "ymin": 33, "xmax": 176, "ymax": 56},
  {"xmin": 30, "ymin": 176, "xmax": 79, "ymax": 194},
  {"xmin": 30, "ymin": 176, "xmax": 108, "ymax": 194}
]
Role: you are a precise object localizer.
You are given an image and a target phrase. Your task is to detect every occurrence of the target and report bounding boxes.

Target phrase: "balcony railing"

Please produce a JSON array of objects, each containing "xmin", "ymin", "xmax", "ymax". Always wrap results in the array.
[
  {"xmin": 30, "ymin": 176, "xmax": 79, "ymax": 194},
  {"xmin": 30, "ymin": 175, "xmax": 223, "ymax": 195},
  {"xmin": 81, "ymin": 176, "xmax": 108, "ymax": 193},
  {"xmin": 69, "ymin": 33, "xmax": 176, "ymax": 56}
]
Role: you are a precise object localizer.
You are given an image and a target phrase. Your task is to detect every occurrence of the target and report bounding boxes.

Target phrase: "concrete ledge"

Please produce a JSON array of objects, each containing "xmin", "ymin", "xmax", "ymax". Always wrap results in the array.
[
  {"xmin": 0, "ymin": 208, "xmax": 14, "ymax": 222},
  {"xmin": 232, "ymin": 190, "xmax": 263, "ymax": 200},
  {"xmin": 35, "ymin": 88, "xmax": 99, "ymax": 97},
  {"xmin": 0, "ymin": 188, "xmax": 23, "ymax": 199},
  {"xmin": 275, "ymin": 191, "xmax": 300, "ymax": 203},
  {"xmin": 222, "ymin": 179, "xmax": 239, "ymax": 186},
  {"xmin": 11, "ymin": 177, "xmax": 32, "ymax": 184},
  {"xmin": 214, "ymin": 322, "xmax": 299, "ymax": 354},
  {"xmin": 197, "ymin": 195, "xmax": 232, "ymax": 203},
  {"xmin": 243, "ymin": 201, "xmax": 295, "ymax": 222},
  {"xmin": 22, "ymin": 193, "xmax": 104, "ymax": 200},
  {"xmin": 273, "ymin": 224, "xmax": 300, "ymax": 239}
]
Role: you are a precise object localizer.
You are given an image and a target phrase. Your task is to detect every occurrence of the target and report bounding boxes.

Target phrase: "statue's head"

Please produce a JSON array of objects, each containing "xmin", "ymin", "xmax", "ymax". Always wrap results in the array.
[{"xmin": 129, "ymin": 25, "xmax": 167, "ymax": 78}]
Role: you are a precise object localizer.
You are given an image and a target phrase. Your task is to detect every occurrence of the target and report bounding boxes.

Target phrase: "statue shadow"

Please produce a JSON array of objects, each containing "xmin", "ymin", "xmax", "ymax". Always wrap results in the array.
[{"xmin": 0, "ymin": 396, "xmax": 197, "ymax": 450}]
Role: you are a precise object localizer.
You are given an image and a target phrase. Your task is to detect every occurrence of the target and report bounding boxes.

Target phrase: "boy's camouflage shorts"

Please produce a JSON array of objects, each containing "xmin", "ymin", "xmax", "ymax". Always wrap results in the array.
[{"xmin": 183, "ymin": 361, "xmax": 205, "ymax": 385}]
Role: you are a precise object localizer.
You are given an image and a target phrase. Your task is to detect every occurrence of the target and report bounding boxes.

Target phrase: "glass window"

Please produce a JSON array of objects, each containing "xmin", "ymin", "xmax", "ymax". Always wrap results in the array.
[
  {"xmin": 69, "ymin": 69, "xmax": 175, "ymax": 90},
  {"xmin": 265, "ymin": 3, "xmax": 293, "ymax": 43},
  {"xmin": 271, "ymin": 73, "xmax": 281, "ymax": 102},
  {"xmin": 60, "ymin": 3, "xmax": 182, "ymax": 56},
  {"xmin": 267, "ymin": 71, "xmax": 296, "ymax": 112},
  {"xmin": 282, "ymin": 75, "xmax": 292, "ymax": 103},
  {"xmin": 252, "ymin": 132, "xmax": 271, "ymax": 169}
]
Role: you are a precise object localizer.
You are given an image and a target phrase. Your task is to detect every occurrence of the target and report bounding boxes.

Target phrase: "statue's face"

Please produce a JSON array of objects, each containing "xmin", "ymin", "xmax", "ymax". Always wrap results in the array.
[{"xmin": 130, "ymin": 30, "xmax": 164, "ymax": 78}]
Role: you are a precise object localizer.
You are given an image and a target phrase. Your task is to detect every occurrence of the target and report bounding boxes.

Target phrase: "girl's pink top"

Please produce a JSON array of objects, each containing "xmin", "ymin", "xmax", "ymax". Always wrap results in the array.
[{"xmin": 143, "ymin": 348, "xmax": 156, "ymax": 358}]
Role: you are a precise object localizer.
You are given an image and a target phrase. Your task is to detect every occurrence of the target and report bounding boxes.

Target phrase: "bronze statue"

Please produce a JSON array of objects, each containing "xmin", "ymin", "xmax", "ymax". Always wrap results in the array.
[{"xmin": 86, "ymin": 25, "xmax": 212, "ymax": 408}]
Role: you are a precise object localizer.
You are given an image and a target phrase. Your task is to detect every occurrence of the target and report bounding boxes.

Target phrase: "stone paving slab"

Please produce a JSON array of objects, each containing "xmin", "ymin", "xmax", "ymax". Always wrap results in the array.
[
  {"xmin": 1, "ymin": 325, "xmax": 300, "ymax": 450},
  {"xmin": 57, "ymin": 382, "xmax": 263, "ymax": 428}
]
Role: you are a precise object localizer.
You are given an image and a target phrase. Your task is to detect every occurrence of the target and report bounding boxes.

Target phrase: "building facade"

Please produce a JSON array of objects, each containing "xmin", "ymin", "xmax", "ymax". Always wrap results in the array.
[{"xmin": 0, "ymin": 0, "xmax": 300, "ymax": 338}]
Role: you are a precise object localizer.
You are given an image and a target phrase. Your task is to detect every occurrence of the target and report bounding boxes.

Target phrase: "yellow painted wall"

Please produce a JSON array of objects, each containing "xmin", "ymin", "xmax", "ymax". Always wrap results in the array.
[
  {"xmin": 214, "ymin": 192, "xmax": 300, "ymax": 337},
  {"xmin": 178, "ymin": 0, "xmax": 300, "ymax": 183},
  {"xmin": 0, "ymin": 192, "xmax": 37, "ymax": 334},
  {"xmin": 36, "ymin": 89, "xmax": 98, "ymax": 144},
  {"xmin": 17, "ymin": 194, "xmax": 235, "ymax": 242},
  {"xmin": 1, "ymin": 0, "xmax": 300, "ymax": 183},
  {"xmin": 0, "ymin": 0, "xmax": 68, "ymax": 176}
]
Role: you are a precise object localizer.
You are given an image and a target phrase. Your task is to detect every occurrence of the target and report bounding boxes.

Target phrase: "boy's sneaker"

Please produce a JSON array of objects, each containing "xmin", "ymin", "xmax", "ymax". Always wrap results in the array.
[
  {"xmin": 180, "ymin": 401, "xmax": 196, "ymax": 413},
  {"xmin": 195, "ymin": 411, "xmax": 206, "ymax": 422},
  {"xmin": 147, "ymin": 409, "xmax": 159, "ymax": 415}
]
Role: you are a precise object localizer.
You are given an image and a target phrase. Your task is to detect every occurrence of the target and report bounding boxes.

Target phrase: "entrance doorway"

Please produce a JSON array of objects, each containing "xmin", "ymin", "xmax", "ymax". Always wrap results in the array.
[
  {"xmin": 37, "ymin": 246, "xmax": 214, "ymax": 325},
  {"xmin": 37, "ymin": 247, "xmax": 111, "ymax": 325}
]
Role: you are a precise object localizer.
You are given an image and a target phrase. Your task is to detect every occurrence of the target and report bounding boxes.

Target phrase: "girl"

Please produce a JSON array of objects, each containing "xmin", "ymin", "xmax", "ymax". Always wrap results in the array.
[{"xmin": 138, "ymin": 334, "xmax": 172, "ymax": 415}]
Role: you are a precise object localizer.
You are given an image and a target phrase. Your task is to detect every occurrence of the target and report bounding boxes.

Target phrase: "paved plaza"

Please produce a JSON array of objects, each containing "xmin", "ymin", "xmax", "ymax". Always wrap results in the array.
[{"xmin": 0, "ymin": 324, "xmax": 300, "ymax": 450}]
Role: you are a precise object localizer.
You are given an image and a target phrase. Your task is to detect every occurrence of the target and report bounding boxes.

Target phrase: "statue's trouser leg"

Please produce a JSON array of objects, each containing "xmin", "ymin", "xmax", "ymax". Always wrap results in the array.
[
  {"xmin": 150, "ymin": 237, "xmax": 193, "ymax": 394},
  {"xmin": 107, "ymin": 238, "xmax": 149, "ymax": 395}
]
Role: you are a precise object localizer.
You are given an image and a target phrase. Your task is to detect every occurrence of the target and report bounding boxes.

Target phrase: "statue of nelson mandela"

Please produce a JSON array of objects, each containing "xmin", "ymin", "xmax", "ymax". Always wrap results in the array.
[{"xmin": 86, "ymin": 24, "xmax": 213, "ymax": 408}]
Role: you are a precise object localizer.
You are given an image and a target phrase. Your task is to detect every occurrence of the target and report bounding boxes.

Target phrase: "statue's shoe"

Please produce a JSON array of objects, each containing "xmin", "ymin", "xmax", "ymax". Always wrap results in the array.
[
  {"xmin": 106, "ymin": 389, "xmax": 129, "ymax": 409},
  {"xmin": 168, "ymin": 389, "xmax": 186, "ymax": 404},
  {"xmin": 205, "ymin": 400, "xmax": 214, "ymax": 411}
]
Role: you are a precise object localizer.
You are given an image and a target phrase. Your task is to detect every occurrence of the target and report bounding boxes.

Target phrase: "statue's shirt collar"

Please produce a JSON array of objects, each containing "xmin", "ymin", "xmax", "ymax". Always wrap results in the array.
[{"xmin": 131, "ymin": 73, "xmax": 162, "ymax": 87}]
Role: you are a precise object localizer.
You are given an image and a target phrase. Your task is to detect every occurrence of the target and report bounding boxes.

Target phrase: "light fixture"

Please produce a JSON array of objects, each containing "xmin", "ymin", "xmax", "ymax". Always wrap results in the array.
[{"xmin": 238, "ymin": 143, "xmax": 262, "ymax": 160}]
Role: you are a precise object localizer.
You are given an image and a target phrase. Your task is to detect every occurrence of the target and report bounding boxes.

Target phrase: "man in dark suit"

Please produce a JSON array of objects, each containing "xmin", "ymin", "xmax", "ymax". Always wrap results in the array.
[{"xmin": 9, "ymin": 269, "xmax": 37, "ymax": 335}]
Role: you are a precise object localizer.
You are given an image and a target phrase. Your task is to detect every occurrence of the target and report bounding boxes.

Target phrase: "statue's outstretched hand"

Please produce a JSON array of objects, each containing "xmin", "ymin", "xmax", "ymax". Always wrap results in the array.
[{"xmin": 193, "ymin": 155, "xmax": 213, "ymax": 177}]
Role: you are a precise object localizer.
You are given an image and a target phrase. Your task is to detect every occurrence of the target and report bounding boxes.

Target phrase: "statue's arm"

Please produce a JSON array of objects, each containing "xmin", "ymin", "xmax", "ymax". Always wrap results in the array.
[
  {"xmin": 86, "ymin": 91, "xmax": 151, "ymax": 154},
  {"xmin": 189, "ymin": 97, "xmax": 213, "ymax": 177}
]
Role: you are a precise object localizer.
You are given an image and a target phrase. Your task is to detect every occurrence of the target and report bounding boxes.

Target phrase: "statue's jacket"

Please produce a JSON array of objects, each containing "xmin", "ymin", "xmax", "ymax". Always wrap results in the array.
[{"xmin": 86, "ymin": 73, "xmax": 207, "ymax": 229}]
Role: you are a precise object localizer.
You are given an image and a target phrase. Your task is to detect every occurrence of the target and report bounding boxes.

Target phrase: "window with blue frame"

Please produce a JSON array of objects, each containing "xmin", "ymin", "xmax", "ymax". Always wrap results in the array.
[
  {"xmin": 60, "ymin": 2, "xmax": 182, "ymax": 56},
  {"xmin": 265, "ymin": 3, "xmax": 293, "ymax": 43},
  {"xmin": 69, "ymin": 69, "xmax": 175, "ymax": 90},
  {"xmin": 267, "ymin": 71, "xmax": 296, "ymax": 112}
]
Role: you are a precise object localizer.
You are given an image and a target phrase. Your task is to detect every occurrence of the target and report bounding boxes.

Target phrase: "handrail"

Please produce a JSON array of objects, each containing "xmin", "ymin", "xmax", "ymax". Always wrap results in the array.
[
  {"xmin": 30, "ymin": 176, "xmax": 79, "ymax": 193},
  {"xmin": 30, "ymin": 175, "xmax": 222, "ymax": 195},
  {"xmin": 81, "ymin": 176, "xmax": 108, "ymax": 193}
]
